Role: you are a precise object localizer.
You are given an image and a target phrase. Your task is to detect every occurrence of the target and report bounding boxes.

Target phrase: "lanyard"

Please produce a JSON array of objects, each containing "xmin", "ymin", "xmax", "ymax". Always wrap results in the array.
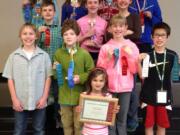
[
  {"xmin": 153, "ymin": 50, "xmax": 166, "ymax": 90},
  {"xmin": 136, "ymin": 0, "xmax": 146, "ymax": 12}
]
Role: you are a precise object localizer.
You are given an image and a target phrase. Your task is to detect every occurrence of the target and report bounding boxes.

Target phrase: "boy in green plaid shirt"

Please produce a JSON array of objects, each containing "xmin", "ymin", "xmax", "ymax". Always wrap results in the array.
[{"xmin": 38, "ymin": 1, "xmax": 62, "ymax": 128}]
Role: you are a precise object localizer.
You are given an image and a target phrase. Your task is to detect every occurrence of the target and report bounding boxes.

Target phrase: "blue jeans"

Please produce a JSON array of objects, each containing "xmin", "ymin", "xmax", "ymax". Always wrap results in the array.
[
  {"xmin": 14, "ymin": 108, "xmax": 46, "ymax": 135},
  {"xmin": 109, "ymin": 92, "xmax": 131, "ymax": 135}
]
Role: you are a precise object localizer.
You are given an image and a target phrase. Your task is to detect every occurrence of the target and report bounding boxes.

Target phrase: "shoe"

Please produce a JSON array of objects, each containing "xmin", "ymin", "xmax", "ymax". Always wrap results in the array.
[{"xmin": 127, "ymin": 122, "xmax": 139, "ymax": 132}]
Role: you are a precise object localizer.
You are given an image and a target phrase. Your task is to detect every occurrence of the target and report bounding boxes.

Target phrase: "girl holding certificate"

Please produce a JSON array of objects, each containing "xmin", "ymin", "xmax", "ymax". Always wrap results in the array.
[{"xmin": 77, "ymin": 67, "xmax": 119, "ymax": 135}]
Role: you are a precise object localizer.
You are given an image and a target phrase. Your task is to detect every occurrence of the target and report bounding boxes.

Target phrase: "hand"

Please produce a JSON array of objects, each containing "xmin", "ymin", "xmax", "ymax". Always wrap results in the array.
[
  {"xmin": 35, "ymin": 6, "xmax": 41, "ymax": 15},
  {"xmin": 144, "ymin": 11, "xmax": 152, "ymax": 19},
  {"xmin": 75, "ymin": 105, "xmax": 82, "ymax": 113},
  {"xmin": 86, "ymin": 39, "xmax": 96, "ymax": 47},
  {"xmin": 85, "ymin": 28, "xmax": 95, "ymax": 38},
  {"xmin": 53, "ymin": 61, "xmax": 59, "ymax": 69},
  {"xmin": 22, "ymin": 0, "xmax": 30, "ymax": 5},
  {"xmin": 122, "ymin": 45, "xmax": 132, "ymax": 55},
  {"xmin": 38, "ymin": 26, "xmax": 47, "ymax": 33},
  {"xmin": 114, "ymin": 105, "xmax": 120, "ymax": 114},
  {"xmin": 125, "ymin": 30, "xmax": 134, "ymax": 36},
  {"xmin": 138, "ymin": 53, "xmax": 148, "ymax": 63},
  {"xmin": 12, "ymin": 97, "xmax": 24, "ymax": 112},
  {"xmin": 108, "ymin": 49, "xmax": 114, "ymax": 60},
  {"xmin": 73, "ymin": 75, "xmax": 80, "ymax": 84},
  {"xmin": 36, "ymin": 97, "xmax": 47, "ymax": 109}
]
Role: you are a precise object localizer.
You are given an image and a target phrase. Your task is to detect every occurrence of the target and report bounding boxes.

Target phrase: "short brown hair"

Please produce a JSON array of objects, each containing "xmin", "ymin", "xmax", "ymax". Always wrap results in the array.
[
  {"xmin": 109, "ymin": 14, "xmax": 127, "ymax": 26},
  {"xmin": 61, "ymin": 19, "xmax": 80, "ymax": 36},
  {"xmin": 41, "ymin": 0, "xmax": 56, "ymax": 11}
]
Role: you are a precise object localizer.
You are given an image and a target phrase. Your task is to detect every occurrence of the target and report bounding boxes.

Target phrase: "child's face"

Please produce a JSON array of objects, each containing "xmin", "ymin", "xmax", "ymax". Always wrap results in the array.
[
  {"xmin": 152, "ymin": 29, "xmax": 168, "ymax": 48},
  {"xmin": 109, "ymin": 23, "xmax": 127, "ymax": 39},
  {"xmin": 117, "ymin": 0, "xmax": 131, "ymax": 9},
  {"xmin": 20, "ymin": 27, "xmax": 37, "ymax": 47},
  {"xmin": 41, "ymin": 5, "xmax": 55, "ymax": 22},
  {"xmin": 86, "ymin": 0, "xmax": 99, "ymax": 15},
  {"xmin": 91, "ymin": 74, "xmax": 105, "ymax": 93},
  {"xmin": 63, "ymin": 29, "xmax": 78, "ymax": 48}
]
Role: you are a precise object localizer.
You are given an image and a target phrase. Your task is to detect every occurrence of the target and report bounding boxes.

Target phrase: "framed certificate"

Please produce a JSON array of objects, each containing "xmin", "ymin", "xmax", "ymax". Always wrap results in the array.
[{"xmin": 79, "ymin": 94, "xmax": 118, "ymax": 126}]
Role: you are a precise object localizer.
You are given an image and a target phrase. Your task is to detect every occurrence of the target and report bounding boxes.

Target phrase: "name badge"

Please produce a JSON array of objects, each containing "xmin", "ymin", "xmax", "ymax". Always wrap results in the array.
[{"xmin": 157, "ymin": 90, "xmax": 167, "ymax": 104}]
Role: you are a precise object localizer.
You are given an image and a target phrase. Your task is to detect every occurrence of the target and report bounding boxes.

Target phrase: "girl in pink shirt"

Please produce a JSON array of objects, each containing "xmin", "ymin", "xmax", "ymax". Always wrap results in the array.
[
  {"xmin": 77, "ymin": 67, "xmax": 119, "ymax": 135},
  {"xmin": 97, "ymin": 14, "xmax": 139, "ymax": 135},
  {"xmin": 78, "ymin": 0, "xmax": 107, "ymax": 62}
]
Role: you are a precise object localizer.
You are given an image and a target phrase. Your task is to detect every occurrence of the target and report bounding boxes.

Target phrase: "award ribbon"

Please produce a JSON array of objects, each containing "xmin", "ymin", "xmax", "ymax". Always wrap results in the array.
[
  {"xmin": 70, "ymin": 0, "xmax": 78, "ymax": 19},
  {"xmin": 113, "ymin": 48, "xmax": 119, "ymax": 68},
  {"xmin": 121, "ymin": 56, "xmax": 128, "ymax": 76},
  {"xmin": 45, "ymin": 28, "xmax": 50, "ymax": 47},
  {"xmin": 24, "ymin": 4, "xmax": 32, "ymax": 23},
  {"xmin": 56, "ymin": 63, "xmax": 64, "ymax": 87},
  {"xmin": 142, "ymin": 54, "xmax": 150, "ymax": 77},
  {"xmin": 67, "ymin": 48, "xmax": 76, "ymax": 88},
  {"xmin": 88, "ymin": 19, "xmax": 96, "ymax": 40}
]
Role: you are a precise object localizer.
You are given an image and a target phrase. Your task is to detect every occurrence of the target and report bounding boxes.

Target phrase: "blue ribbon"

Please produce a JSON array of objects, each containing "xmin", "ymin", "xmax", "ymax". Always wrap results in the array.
[
  {"xmin": 24, "ymin": 4, "xmax": 32, "ymax": 23},
  {"xmin": 113, "ymin": 48, "xmax": 119, "ymax": 68},
  {"xmin": 67, "ymin": 60, "xmax": 75, "ymax": 88},
  {"xmin": 56, "ymin": 64, "xmax": 63, "ymax": 87}
]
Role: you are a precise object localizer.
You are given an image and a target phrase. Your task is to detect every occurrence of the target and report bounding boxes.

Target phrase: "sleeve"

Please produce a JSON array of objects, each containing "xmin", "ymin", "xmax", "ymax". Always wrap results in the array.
[
  {"xmin": 61, "ymin": 4, "xmax": 67, "ymax": 25},
  {"xmin": 2, "ymin": 55, "xmax": 14, "ymax": 79},
  {"xmin": 125, "ymin": 14, "xmax": 141, "ymax": 41},
  {"xmin": 96, "ymin": 46, "xmax": 108, "ymax": 68},
  {"xmin": 79, "ymin": 51, "xmax": 95, "ymax": 84},
  {"xmin": 53, "ymin": 0, "xmax": 60, "ymax": 25},
  {"xmin": 171, "ymin": 54, "xmax": 180, "ymax": 81},
  {"xmin": 45, "ymin": 53, "xmax": 53, "ymax": 78},
  {"xmin": 58, "ymin": 26, "xmax": 63, "ymax": 48},
  {"xmin": 151, "ymin": 0, "xmax": 162, "ymax": 25}
]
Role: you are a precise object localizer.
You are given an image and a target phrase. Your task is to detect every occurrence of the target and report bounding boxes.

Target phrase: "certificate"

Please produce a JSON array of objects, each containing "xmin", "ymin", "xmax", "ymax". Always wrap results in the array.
[{"xmin": 79, "ymin": 94, "xmax": 118, "ymax": 126}]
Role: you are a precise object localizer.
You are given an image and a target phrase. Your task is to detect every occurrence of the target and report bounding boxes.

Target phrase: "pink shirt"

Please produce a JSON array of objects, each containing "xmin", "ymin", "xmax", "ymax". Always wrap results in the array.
[
  {"xmin": 82, "ymin": 92, "xmax": 111, "ymax": 135},
  {"xmin": 97, "ymin": 39, "xmax": 139, "ymax": 93},
  {"xmin": 77, "ymin": 15, "xmax": 107, "ymax": 53}
]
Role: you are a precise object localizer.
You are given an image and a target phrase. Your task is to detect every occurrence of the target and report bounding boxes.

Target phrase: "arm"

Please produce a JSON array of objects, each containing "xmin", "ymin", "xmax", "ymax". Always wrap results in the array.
[
  {"xmin": 171, "ymin": 54, "xmax": 180, "ymax": 81},
  {"xmin": 8, "ymin": 79, "xmax": 24, "ymax": 112},
  {"xmin": 61, "ymin": 4, "xmax": 67, "ymax": 25},
  {"xmin": 36, "ymin": 77, "xmax": 51, "ymax": 109},
  {"xmin": 78, "ymin": 52, "xmax": 95, "ymax": 84}
]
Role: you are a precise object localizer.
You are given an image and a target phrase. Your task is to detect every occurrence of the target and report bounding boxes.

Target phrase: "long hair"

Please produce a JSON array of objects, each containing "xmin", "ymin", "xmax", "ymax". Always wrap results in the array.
[{"xmin": 86, "ymin": 67, "xmax": 109, "ymax": 96}]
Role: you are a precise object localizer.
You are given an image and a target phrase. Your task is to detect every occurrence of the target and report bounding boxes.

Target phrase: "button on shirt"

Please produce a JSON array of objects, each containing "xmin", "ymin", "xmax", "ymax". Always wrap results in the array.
[{"xmin": 2, "ymin": 47, "xmax": 52, "ymax": 110}]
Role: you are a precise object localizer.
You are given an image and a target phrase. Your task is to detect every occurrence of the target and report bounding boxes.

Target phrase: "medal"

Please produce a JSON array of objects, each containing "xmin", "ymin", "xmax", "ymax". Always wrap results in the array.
[{"xmin": 88, "ymin": 19, "xmax": 96, "ymax": 40}]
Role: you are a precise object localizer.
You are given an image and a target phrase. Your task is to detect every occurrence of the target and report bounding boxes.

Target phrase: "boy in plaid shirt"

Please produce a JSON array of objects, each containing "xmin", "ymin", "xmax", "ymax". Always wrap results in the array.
[{"xmin": 38, "ymin": 0, "xmax": 62, "ymax": 128}]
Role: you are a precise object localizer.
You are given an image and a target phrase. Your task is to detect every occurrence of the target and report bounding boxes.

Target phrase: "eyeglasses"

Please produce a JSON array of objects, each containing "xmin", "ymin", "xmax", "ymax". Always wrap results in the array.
[{"xmin": 153, "ymin": 33, "xmax": 167, "ymax": 38}]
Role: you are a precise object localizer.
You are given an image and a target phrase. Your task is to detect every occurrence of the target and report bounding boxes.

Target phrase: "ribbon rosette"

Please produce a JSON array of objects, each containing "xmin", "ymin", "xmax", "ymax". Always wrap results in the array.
[
  {"xmin": 113, "ymin": 48, "xmax": 119, "ymax": 68},
  {"xmin": 24, "ymin": 4, "xmax": 32, "ymax": 23},
  {"xmin": 121, "ymin": 56, "xmax": 128, "ymax": 75},
  {"xmin": 56, "ymin": 63, "xmax": 64, "ymax": 87},
  {"xmin": 45, "ymin": 28, "xmax": 50, "ymax": 47},
  {"xmin": 67, "ymin": 60, "xmax": 75, "ymax": 88}
]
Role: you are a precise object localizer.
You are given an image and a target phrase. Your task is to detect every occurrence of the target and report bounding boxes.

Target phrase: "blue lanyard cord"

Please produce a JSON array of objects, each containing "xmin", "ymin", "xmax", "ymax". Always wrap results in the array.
[{"xmin": 153, "ymin": 50, "xmax": 166, "ymax": 90}]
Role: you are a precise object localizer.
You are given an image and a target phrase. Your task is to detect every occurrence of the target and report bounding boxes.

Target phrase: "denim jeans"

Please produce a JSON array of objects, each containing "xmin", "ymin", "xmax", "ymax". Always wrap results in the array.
[
  {"xmin": 14, "ymin": 108, "xmax": 46, "ymax": 135},
  {"xmin": 109, "ymin": 92, "xmax": 131, "ymax": 135}
]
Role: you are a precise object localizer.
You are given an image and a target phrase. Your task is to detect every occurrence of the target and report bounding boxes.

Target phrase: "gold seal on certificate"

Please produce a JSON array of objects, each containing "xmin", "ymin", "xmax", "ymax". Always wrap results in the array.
[{"xmin": 79, "ymin": 94, "xmax": 118, "ymax": 126}]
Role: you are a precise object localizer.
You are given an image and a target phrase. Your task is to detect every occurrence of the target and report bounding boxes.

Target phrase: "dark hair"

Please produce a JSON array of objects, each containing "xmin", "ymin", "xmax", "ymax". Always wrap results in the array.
[
  {"xmin": 64, "ymin": 0, "xmax": 86, "ymax": 6},
  {"xmin": 41, "ymin": 0, "xmax": 56, "ymax": 11},
  {"xmin": 152, "ymin": 22, "xmax": 171, "ymax": 37},
  {"xmin": 61, "ymin": 19, "xmax": 80, "ymax": 36},
  {"xmin": 29, "ymin": 0, "xmax": 38, "ymax": 6},
  {"xmin": 86, "ymin": 67, "xmax": 109, "ymax": 96}
]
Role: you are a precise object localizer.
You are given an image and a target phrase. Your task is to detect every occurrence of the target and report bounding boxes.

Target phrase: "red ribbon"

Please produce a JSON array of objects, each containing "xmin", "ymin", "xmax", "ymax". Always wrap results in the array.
[
  {"xmin": 140, "ymin": 11, "xmax": 144, "ymax": 26},
  {"xmin": 45, "ymin": 28, "xmax": 50, "ymax": 47},
  {"xmin": 121, "ymin": 56, "xmax": 128, "ymax": 76}
]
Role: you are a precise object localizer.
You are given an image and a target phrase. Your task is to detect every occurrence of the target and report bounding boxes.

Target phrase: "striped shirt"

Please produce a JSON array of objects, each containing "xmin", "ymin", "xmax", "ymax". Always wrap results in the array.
[{"xmin": 2, "ymin": 47, "xmax": 52, "ymax": 110}]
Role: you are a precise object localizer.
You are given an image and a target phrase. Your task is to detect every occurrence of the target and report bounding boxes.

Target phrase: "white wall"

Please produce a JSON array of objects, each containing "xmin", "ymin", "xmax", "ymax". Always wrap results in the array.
[{"xmin": 0, "ymin": 0, "xmax": 179, "ymax": 72}]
